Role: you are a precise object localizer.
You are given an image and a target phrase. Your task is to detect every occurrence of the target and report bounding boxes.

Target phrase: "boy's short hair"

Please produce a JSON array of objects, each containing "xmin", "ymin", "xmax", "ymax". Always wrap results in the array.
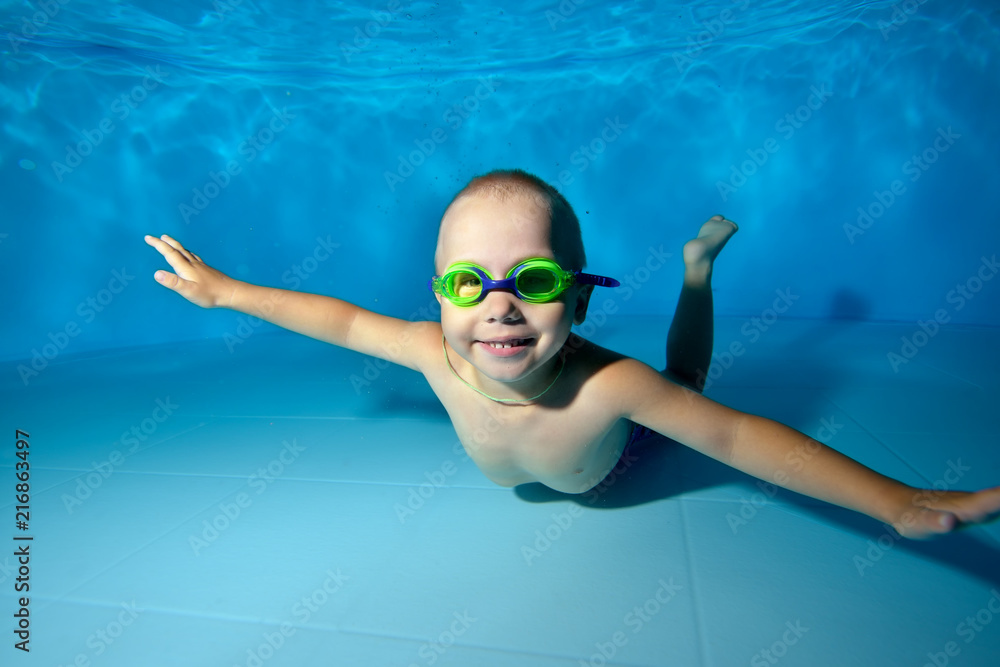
[{"xmin": 444, "ymin": 168, "xmax": 587, "ymax": 270}]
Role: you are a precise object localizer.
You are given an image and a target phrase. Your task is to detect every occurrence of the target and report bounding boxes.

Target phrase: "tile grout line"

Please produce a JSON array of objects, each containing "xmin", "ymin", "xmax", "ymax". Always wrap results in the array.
[
  {"xmin": 0, "ymin": 422, "xmax": 214, "ymax": 498},
  {"xmin": 678, "ymin": 497, "xmax": 708, "ymax": 667},
  {"xmin": 28, "ymin": 596, "xmax": 662, "ymax": 665},
  {"xmin": 911, "ymin": 357, "xmax": 984, "ymax": 390},
  {"xmin": 821, "ymin": 394, "xmax": 935, "ymax": 489}
]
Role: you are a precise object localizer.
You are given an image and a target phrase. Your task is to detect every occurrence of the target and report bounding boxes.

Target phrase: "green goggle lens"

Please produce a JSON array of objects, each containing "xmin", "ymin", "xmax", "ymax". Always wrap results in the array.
[
  {"xmin": 516, "ymin": 267, "xmax": 559, "ymax": 298},
  {"xmin": 445, "ymin": 272, "xmax": 483, "ymax": 300}
]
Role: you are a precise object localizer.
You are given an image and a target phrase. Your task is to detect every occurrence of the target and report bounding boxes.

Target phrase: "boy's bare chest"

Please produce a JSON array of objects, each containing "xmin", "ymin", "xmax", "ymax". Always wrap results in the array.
[
  {"xmin": 413, "ymin": 332, "xmax": 640, "ymax": 493},
  {"xmin": 428, "ymin": 370, "xmax": 630, "ymax": 493}
]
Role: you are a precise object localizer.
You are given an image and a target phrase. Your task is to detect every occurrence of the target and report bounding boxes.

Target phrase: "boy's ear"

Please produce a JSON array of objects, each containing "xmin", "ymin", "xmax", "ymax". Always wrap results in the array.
[{"xmin": 572, "ymin": 285, "xmax": 594, "ymax": 325}]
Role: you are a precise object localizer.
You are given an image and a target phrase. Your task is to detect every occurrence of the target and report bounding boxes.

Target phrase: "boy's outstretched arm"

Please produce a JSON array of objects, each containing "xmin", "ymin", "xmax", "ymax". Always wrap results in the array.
[
  {"xmin": 144, "ymin": 234, "xmax": 436, "ymax": 370},
  {"xmin": 617, "ymin": 359, "xmax": 1000, "ymax": 539}
]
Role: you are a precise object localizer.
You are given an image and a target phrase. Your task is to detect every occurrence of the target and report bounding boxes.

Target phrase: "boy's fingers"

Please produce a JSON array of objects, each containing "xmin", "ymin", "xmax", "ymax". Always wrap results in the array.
[
  {"xmin": 155, "ymin": 244, "xmax": 191, "ymax": 274},
  {"xmin": 159, "ymin": 234, "xmax": 197, "ymax": 263},
  {"xmin": 146, "ymin": 235, "xmax": 199, "ymax": 273},
  {"xmin": 154, "ymin": 270, "xmax": 182, "ymax": 291},
  {"xmin": 145, "ymin": 234, "xmax": 182, "ymax": 259}
]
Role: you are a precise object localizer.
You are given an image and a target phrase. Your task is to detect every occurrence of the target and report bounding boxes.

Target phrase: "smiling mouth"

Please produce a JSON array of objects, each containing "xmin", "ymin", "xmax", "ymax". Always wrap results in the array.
[{"xmin": 480, "ymin": 338, "xmax": 532, "ymax": 349}]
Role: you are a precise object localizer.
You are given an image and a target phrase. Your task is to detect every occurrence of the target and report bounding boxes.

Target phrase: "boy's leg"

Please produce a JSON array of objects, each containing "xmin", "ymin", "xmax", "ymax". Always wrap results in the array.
[{"xmin": 664, "ymin": 215, "xmax": 738, "ymax": 393}]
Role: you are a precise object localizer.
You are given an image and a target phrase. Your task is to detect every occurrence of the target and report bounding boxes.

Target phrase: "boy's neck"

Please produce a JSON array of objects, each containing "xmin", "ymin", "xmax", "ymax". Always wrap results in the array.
[{"xmin": 442, "ymin": 336, "xmax": 565, "ymax": 404}]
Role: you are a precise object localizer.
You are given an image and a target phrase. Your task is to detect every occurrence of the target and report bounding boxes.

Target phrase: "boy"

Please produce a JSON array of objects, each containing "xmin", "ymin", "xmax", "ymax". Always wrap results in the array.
[{"xmin": 145, "ymin": 168, "xmax": 1000, "ymax": 539}]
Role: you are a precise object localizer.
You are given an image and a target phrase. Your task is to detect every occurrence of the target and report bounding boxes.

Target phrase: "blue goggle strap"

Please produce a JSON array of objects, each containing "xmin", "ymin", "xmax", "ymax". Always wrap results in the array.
[{"xmin": 574, "ymin": 272, "xmax": 620, "ymax": 288}]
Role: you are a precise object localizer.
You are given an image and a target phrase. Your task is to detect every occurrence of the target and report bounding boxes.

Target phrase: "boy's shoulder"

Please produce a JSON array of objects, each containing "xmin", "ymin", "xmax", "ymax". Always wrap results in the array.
[
  {"xmin": 404, "ymin": 319, "xmax": 446, "ymax": 367},
  {"xmin": 563, "ymin": 334, "xmax": 647, "ymax": 370},
  {"xmin": 567, "ymin": 336, "xmax": 711, "ymax": 433},
  {"xmin": 563, "ymin": 335, "xmax": 668, "ymax": 398}
]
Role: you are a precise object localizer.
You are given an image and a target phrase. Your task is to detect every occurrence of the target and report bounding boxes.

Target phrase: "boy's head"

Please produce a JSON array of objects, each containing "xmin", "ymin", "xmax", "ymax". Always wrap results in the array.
[
  {"xmin": 432, "ymin": 169, "xmax": 596, "ymax": 395},
  {"xmin": 435, "ymin": 169, "xmax": 587, "ymax": 273}
]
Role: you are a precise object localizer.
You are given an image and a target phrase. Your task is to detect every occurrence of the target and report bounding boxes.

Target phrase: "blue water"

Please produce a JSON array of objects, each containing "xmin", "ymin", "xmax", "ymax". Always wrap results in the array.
[
  {"xmin": 1, "ymin": 1, "xmax": 999, "ymax": 666},
  {"xmin": 2, "ymin": 0, "xmax": 1000, "ymax": 357}
]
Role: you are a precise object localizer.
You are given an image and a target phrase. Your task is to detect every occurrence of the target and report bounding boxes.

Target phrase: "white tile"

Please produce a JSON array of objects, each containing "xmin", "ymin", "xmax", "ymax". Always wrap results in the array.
[
  {"xmin": 681, "ymin": 499, "xmax": 1000, "ymax": 667},
  {"xmin": 340, "ymin": 488, "xmax": 701, "ymax": 665},
  {"xmin": 824, "ymin": 385, "xmax": 999, "ymax": 435},
  {"xmin": 117, "ymin": 415, "xmax": 494, "ymax": 488},
  {"xmin": 67, "ymin": 478, "xmax": 425, "ymax": 622},
  {"xmin": 21, "ymin": 471, "xmax": 245, "ymax": 598}
]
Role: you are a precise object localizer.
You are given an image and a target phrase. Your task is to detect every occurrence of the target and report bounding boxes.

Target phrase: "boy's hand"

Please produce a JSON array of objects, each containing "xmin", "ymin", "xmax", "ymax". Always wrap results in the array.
[
  {"xmin": 144, "ymin": 234, "xmax": 240, "ymax": 308},
  {"xmin": 888, "ymin": 485, "xmax": 1000, "ymax": 540}
]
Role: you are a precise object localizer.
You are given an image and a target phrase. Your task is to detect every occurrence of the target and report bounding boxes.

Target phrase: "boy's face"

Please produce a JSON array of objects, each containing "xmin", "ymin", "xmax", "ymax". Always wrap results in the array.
[{"xmin": 435, "ymin": 193, "xmax": 593, "ymax": 390}]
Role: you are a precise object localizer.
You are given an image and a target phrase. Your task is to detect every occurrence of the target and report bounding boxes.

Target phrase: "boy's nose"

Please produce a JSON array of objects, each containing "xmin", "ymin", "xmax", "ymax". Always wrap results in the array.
[{"xmin": 481, "ymin": 288, "xmax": 523, "ymax": 322}]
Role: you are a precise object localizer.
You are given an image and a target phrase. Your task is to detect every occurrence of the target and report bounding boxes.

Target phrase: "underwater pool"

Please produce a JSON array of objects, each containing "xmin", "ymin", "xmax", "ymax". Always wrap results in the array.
[{"xmin": 1, "ymin": 1, "xmax": 999, "ymax": 665}]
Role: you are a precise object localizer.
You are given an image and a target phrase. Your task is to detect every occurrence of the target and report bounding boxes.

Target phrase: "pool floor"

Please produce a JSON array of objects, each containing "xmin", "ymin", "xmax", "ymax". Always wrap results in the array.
[{"xmin": 1, "ymin": 316, "xmax": 998, "ymax": 666}]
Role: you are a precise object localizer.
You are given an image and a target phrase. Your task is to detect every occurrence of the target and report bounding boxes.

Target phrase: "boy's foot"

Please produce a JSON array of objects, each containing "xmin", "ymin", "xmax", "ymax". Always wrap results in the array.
[
  {"xmin": 891, "ymin": 486, "xmax": 1000, "ymax": 540},
  {"xmin": 683, "ymin": 215, "xmax": 739, "ymax": 280}
]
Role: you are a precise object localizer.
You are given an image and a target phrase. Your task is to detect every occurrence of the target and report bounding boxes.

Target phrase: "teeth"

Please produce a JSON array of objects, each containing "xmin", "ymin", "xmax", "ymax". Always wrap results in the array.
[{"xmin": 489, "ymin": 339, "xmax": 523, "ymax": 349}]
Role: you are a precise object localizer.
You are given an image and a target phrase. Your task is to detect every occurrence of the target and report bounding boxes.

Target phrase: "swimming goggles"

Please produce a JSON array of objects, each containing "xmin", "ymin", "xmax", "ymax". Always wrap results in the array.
[{"xmin": 428, "ymin": 257, "xmax": 620, "ymax": 306}]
